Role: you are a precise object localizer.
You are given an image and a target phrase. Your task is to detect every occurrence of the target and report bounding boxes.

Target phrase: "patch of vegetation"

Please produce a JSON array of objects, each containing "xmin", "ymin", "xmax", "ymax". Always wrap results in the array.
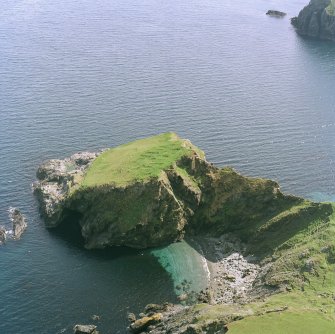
[
  {"xmin": 185, "ymin": 204, "xmax": 335, "ymax": 333},
  {"xmin": 228, "ymin": 311, "xmax": 335, "ymax": 334},
  {"xmin": 81, "ymin": 132, "xmax": 204, "ymax": 187},
  {"xmin": 246, "ymin": 201, "xmax": 333, "ymax": 258},
  {"xmin": 68, "ymin": 180, "xmax": 162, "ymax": 236},
  {"xmin": 326, "ymin": 0, "xmax": 335, "ymax": 16},
  {"xmin": 174, "ymin": 166, "xmax": 200, "ymax": 193}
]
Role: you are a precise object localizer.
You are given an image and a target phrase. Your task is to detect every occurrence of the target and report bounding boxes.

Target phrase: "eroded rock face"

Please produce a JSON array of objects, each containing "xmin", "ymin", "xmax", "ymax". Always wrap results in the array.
[
  {"xmin": 70, "ymin": 175, "xmax": 191, "ymax": 249},
  {"xmin": 73, "ymin": 324, "xmax": 98, "ymax": 334},
  {"xmin": 291, "ymin": 0, "xmax": 335, "ymax": 41},
  {"xmin": 128, "ymin": 303, "xmax": 229, "ymax": 334},
  {"xmin": 33, "ymin": 152, "xmax": 101, "ymax": 228}
]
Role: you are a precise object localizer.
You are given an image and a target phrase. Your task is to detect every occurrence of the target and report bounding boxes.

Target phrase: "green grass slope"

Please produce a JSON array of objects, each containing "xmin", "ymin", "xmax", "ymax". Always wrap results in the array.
[
  {"xmin": 81, "ymin": 132, "xmax": 204, "ymax": 187},
  {"xmin": 240, "ymin": 204, "xmax": 335, "ymax": 332},
  {"xmin": 228, "ymin": 311, "xmax": 335, "ymax": 334},
  {"xmin": 327, "ymin": 0, "xmax": 335, "ymax": 15},
  {"xmin": 185, "ymin": 203, "xmax": 335, "ymax": 333}
]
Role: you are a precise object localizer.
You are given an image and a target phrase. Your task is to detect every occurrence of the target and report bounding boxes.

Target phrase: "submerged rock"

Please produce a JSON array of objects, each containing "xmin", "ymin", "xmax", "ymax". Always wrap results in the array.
[
  {"xmin": 0, "ymin": 226, "xmax": 6, "ymax": 245},
  {"xmin": 73, "ymin": 324, "xmax": 98, "ymax": 334},
  {"xmin": 266, "ymin": 10, "xmax": 286, "ymax": 17},
  {"xmin": 8, "ymin": 207, "xmax": 27, "ymax": 239},
  {"xmin": 291, "ymin": 0, "xmax": 335, "ymax": 41},
  {"xmin": 127, "ymin": 312, "xmax": 137, "ymax": 323}
]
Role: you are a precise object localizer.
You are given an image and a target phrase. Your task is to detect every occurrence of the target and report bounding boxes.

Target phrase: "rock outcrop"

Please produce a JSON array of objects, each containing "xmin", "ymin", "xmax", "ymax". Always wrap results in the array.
[
  {"xmin": 33, "ymin": 151, "xmax": 102, "ymax": 228},
  {"xmin": 129, "ymin": 313, "xmax": 163, "ymax": 333},
  {"xmin": 34, "ymin": 133, "xmax": 331, "ymax": 250},
  {"xmin": 8, "ymin": 207, "xmax": 27, "ymax": 239},
  {"xmin": 291, "ymin": 0, "xmax": 335, "ymax": 41},
  {"xmin": 266, "ymin": 10, "xmax": 286, "ymax": 17},
  {"xmin": 73, "ymin": 324, "xmax": 98, "ymax": 334},
  {"xmin": 127, "ymin": 303, "xmax": 230, "ymax": 334},
  {"xmin": 0, "ymin": 226, "xmax": 6, "ymax": 245},
  {"xmin": 32, "ymin": 134, "xmax": 335, "ymax": 333}
]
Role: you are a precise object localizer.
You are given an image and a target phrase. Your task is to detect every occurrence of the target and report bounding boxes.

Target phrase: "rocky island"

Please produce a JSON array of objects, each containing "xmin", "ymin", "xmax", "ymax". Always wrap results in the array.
[
  {"xmin": 34, "ymin": 133, "xmax": 335, "ymax": 333},
  {"xmin": 291, "ymin": 0, "xmax": 335, "ymax": 41},
  {"xmin": 0, "ymin": 207, "xmax": 27, "ymax": 245},
  {"xmin": 266, "ymin": 10, "xmax": 286, "ymax": 18}
]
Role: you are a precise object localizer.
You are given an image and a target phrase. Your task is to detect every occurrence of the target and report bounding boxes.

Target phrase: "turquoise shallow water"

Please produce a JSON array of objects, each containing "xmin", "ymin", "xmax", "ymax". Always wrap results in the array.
[
  {"xmin": 0, "ymin": 0, "xmax": 335, "ymax": 333},
  {"xmin": 151, "ymin": 240, "xmax": 210, "ymax": 295}
]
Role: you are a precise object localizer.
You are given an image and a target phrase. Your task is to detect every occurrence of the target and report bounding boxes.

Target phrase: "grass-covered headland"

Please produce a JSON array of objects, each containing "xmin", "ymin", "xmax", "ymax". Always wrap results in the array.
[
  {"xmin": 82, "ymin": 132, "xmax": 204, "ymax": 187},
  {"xmin": 34, "ymin": 133, "xmax": 335, "ymax": 333}
]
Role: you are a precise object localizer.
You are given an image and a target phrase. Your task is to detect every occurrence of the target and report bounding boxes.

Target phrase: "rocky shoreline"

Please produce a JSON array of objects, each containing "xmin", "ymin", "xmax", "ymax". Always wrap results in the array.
[
  {"xmin": 189, "ymin": 235, "xmax": 263, "ymax": 305},
  {"xmin": 266, "ymin": 10, "xmax": 286, "ymax": 17},
  {"xmin": 33, "ymin": 151, "xmax": 103, "ymax": 228},
  {"xmin": 120, "ymin": 234, "xmax": 292, "ymax": 334}
]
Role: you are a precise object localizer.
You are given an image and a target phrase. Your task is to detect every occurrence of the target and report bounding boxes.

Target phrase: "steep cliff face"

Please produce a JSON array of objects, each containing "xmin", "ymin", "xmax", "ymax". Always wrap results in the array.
[
  {"xmin": 34, "ymin": 133, "xmax": 204, "ymax": 248},
  {"xmin": 34, "ymin": 133, "xmax": 330, "ymax": 250},
  {"xmin": 291, "ymin": 0, "xmax": 335, "ymax": 41},
  {"xmin": 33, "ymin": 151, "xmax": 102, "ymax": 228},
  {"xmin": 67, "ymin": 175, "xmax": 191, "ymax": 249}
]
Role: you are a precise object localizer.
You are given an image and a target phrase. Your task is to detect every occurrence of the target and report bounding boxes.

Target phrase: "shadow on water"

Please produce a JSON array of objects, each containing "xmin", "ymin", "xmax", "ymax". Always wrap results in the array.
[
  {"xmin": 48, "ymin": 210, "xmax": 141, "ymax": 260},
  {"xmin": 49, "ymin": 210, "xmax": 85, "ymax": 248},
  {"xmin": 296, "ymin": 34, "xmax": 335, "ymax": 62}
]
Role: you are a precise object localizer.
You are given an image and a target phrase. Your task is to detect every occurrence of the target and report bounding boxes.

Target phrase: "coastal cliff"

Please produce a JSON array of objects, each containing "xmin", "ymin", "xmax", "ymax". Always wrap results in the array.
[
  {"xmin": 34, "ymin": 133, "xmax": 335, "ymax": 333},
  {"xmin": 34, "ymin": 133, "xmax": 203, "ymax": 248},
  {"xmin": 291, "ymin": 0, "xmax": 335, "ymax": 41},
  {"xmin": 34, "ymin": 132, "xmax": 329, "ymax": 251}
]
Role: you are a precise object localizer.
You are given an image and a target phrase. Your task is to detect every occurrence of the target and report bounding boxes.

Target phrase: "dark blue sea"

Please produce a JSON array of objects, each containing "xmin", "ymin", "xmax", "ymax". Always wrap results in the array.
[{"xmin": 1, "ymin": 0, "xmax": 335, "ymax": 333}]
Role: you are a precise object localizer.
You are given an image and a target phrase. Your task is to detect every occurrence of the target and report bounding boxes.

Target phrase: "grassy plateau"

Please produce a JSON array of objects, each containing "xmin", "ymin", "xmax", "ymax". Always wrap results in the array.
[
  {"xmin": 81, "ymin": 132, "xmax": 204, "ymax": 187},
  {"xmin": 327, "ymin": 0, "xmax": 335, "ymax": 15}
]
